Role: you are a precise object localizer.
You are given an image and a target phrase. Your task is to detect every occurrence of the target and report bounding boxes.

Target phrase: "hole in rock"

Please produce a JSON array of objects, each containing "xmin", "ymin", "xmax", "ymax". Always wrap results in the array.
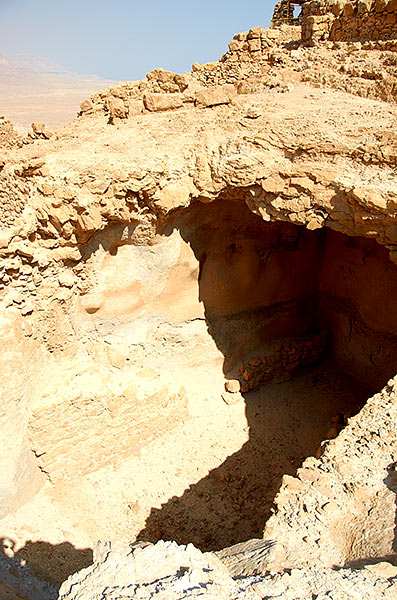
[
  {"xmin": 133, "ymin": 197, "xmax": 397, "ymax": 550},
  {"xmin": 25, "ymin": 196, "xmax": 397, "ymax": 570}
]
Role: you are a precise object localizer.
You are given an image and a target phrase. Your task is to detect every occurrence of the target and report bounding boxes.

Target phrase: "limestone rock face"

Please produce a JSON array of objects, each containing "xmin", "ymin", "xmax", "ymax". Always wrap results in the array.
[
  {"xmin": 59, "ymin": 541, "xmax": 235, "ymax": 600},
  {"xmin": 0, "ymin": 309, "xmax": 43, "ymax": 518},
  {"xmin": 58, "ymin": 540, "xmax": 397, "ymax": 600},
  {"xmin": 263, "ymin": 380, "xmax": 397, "ymax": 570}
]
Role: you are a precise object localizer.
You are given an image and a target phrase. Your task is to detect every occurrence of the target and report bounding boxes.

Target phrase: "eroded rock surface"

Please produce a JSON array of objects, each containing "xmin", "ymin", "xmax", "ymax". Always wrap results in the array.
[
  {"xmin": 57, "ymin": 540, "xmax": 397, "ymax": 600},
  {"xmin": 0, "ymin": 2, "xmax": 396, "ymax": 598}
]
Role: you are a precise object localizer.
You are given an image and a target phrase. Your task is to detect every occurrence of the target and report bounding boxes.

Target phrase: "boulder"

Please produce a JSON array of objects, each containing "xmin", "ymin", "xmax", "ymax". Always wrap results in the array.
[
  {"xmin": 143, "ymin": 92, "xmax": 183, "ymax": 112},
  {"xmin": 107, "ymin": 96, "xmax": 128, "ymax": 120},
  {"xmin": 195, "ymin": 84, "xmax": 236, "ymax": 108}
]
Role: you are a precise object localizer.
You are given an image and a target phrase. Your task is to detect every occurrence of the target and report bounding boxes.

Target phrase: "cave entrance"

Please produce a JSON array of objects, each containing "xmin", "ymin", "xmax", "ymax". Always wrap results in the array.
[
  {"xmin": 159, "ymin": 196, "xmax": 397, "ymax": 396},
  {"xmin": 136, "ymin": 195, "xmax": 397, "ymax": 551},
  {"xmin": 20, "ymin": 193, "xmax": 397, "ymax": 575}
]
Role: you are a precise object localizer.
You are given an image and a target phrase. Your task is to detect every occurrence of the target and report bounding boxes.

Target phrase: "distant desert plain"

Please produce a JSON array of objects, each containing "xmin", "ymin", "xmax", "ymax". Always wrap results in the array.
[{"xmin": 0, "ymin": 54, "xmax": 116, "ymax": 132}]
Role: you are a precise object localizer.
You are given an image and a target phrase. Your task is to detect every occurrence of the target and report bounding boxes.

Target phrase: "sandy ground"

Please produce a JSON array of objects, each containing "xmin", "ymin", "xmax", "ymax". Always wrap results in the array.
[
  {"xmin": 0, "ymin": 66, "xmax": 115, "ymax": 132},
  {"xmin": 0, "ymin": 359, "xmax": 370, "ymax": 588},
  {"xmin": 0, "ymin": 94, "xmax": 91, "ymax": 133},
  {"xmin": 0, "ymin": 90, "xmax": 105, "ymax": 133}
]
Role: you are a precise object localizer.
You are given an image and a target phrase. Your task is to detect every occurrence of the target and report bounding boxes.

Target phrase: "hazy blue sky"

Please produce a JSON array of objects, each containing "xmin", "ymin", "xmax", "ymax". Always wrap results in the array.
[{"xmin": 0, "ymin": 0, "xmax": 275, "ymax": 81}]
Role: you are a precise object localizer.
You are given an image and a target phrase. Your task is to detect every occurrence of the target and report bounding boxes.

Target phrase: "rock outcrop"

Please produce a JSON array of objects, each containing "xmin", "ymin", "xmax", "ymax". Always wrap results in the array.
[{"xmin": 57, "ymin": 540, "xmax": 397, "ymax": 599}]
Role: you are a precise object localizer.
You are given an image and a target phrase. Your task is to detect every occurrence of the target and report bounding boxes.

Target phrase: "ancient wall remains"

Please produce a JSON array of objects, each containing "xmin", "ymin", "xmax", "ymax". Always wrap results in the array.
[
  {"xmin": 237, "ymin": 330, "xmax": 331, "ymax": 393},
  {"xmin": 272, "ymin": 1, "xmax": 306, "ymax": 27},
  {"xmin": 29, "ymin": 387, "xmax": 188, "ymax": 485},
  {"xmin": 301, "ymin": 0, "xmax": 397, "ymax": 45}
]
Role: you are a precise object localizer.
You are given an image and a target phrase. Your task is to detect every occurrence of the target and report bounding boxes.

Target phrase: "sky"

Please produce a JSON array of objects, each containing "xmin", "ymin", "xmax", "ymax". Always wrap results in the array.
[{"xmin": 0, "ymin": 0, "xmax": 275, "ymax": 81}]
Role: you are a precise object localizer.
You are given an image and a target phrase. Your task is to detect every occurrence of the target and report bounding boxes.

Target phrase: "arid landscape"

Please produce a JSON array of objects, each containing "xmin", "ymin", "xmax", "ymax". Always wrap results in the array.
[
  {"xmin": 0, "ymin": 53, "xmax": 115, "ymax": 132},
  {"xmin": 0, "ymin": 1, "xmax": 396, "ymax": 599}
]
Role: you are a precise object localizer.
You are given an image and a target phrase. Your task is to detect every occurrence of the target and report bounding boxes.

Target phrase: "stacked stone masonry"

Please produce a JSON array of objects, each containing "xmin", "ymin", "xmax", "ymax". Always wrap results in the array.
[
  {"xmin": 27, "ymin": 122, "xmax": 54, "ymax": 141},
  {"xmin": 77, "ymin": 26, "xmax": 301, "ymax": 122},
  {"xmin": 272, "ymin": 1, "xmax": 307, "ymax": 27},
  {"xmin": 28, "ymin": 388, "xmax": 188, "ymax": 485},
  {"xmin": 301, "ymin": 0, "xmax": 397, "ymax": 45},
  {"xmin": 237, "ymin": 330, "xmax": 332, "ymax": 393},
  {"xmin": 74, "ymin": 13, "xmax": 397, "ymax": 124}
]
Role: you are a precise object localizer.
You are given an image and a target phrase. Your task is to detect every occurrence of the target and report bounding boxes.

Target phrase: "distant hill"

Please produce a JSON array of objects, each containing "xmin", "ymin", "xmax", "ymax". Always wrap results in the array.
[{"xmin": 0, "ymin": 54, "xmax": 116, "ymax": 132}]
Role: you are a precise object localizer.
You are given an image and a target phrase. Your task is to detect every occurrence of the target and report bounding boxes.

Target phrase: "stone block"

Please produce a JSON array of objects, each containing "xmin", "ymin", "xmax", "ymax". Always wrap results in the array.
[
  {"xmin": 228, "ymin": 39, "xmax": 242, "ymax": 52},
  {"xmin": 248, "ymin": 38, "xmax": 261, "ymax": 52},
  {"xmin": 222, "ymin": 391, "xmax": 241, "ymax": 405},
  {"xmin": 174, "ymin": 72, "xmax": 190, "ymax": 91},
  {"xmin": 248, "ymin": 26, "xmax": 262, "ymax": 39},
  {"xmin": 31, "ymin": 122, "xmax": 45, "ymax": 134},
  {"xmin": 80, "ymin": 100, "xmax": 93, "ymax": 113},
  {"xmin": 195, "ymin": 84, "xmax": 236, "ymax": 108},
  {"xmin": 225, "ymin": 379, "xmax": 241, "ymax": 393},
  {"xmin": 128, "ymin": 99, "xmax": 144, "ymax": 116},
  {"xmin": 143, "ymin": 92, "xmax": 183, "ymax": 112},
  {"xmin": 107, "ymin": 96, "xmax": 128, "ymax": 120},
  {"xmin": 146, "ymin": 68, "xmax": 176, "ymax": 83}
]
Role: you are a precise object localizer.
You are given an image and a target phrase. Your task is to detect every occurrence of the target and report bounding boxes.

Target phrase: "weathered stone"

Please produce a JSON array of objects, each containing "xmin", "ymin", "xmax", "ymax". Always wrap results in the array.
[
  {"xmin": 174, "ymin": 72, "xmax": 190, "ymax": 91},
  {"xmin": 146, "ymin": 68, "xmax": 176, "ymax": 83},
  {"xmin": 58, "ymin": 271, "xmax": 75, "ymax": 287},
  {"xmin": 195, "ymin": 84, "xmax": 236, "ymax": 108},
  {"xmin": 245, "ymin": 106, "xmax": 262, "ymax": 119},
  {"xmin": 225, "ymin": 379, "xmax": 241, "ymax": 393},
  {"xmin": 364, "ymin": 562, "xmax": 397, "ymax": 579},
  {"xmin": 128, "ymin": 99, "xmax": 144, "ymax": 116},
  {"xmin": 0, "ymin": 310, "xmax": 43, "ymax": 518},
  {"xmin": 107, "ymin": 96, "xmax": 128, "ymax": 120},
  {"xmin": 143, "ymin": 92, "xmax": 183, "ymax": 112},
  {"xmin": 80, "ymin": 99, "xmax": 93, "ymax": 113},
  {"xmin": 153, "ymin": 177, "xmax": 196, "ymax": 211},
  {"xmin": 77, "ymin": 206, "xmax": 103, "ymax": 232},
  {"xmin": 42, "ymin": 129, "xmax": 54, "ymax": 139},
  {"xmin": 31, "ymin": 122, "xmax": 45, "ymax": 134}
]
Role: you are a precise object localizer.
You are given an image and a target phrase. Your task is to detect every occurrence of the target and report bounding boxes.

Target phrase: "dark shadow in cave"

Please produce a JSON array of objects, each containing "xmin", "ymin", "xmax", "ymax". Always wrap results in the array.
[
  {"xmin": 137, "ymin": 363, "xmax": 369, "ymax": 551},
  {"xmin": 0, "ymin": 537, "xmax": 93, "ymax": 594},
  {"xmin": 137, "ymin": 196, "xmax": 397, "ymax": 551}
]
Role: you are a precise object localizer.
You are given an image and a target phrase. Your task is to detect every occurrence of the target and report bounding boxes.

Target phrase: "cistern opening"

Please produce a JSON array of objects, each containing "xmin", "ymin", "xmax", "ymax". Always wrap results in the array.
[
  {"xmin": 22, "ymin": 195, "xmax": 397, "ymax": 574},
  {"xmin": 134, "ymin": 196, "xmax": 397, "ymax": 550}
]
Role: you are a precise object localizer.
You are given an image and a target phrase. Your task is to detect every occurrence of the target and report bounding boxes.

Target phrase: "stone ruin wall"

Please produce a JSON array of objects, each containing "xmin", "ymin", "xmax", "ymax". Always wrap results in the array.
[
  {"xmin": 29, "ymin": 387, "xmax": 189, "ymax": 486},
  {"xmin": 301, "ymin": 0, "xmax": 397, "ymax": 46},
  {"xmin": 70, "ymin": 14, "xmax": 397, "ymax": 127},
  {"xmin": 272, "ymin": 0, "xmax": 306, "ymax": 27},
  {"xmin": 236, "ymin": 330, "xmax": 331, "ymax": 393},
  {"xmin": 75, "ymin": 25, "xmax": 300, "ymax": 125}
]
